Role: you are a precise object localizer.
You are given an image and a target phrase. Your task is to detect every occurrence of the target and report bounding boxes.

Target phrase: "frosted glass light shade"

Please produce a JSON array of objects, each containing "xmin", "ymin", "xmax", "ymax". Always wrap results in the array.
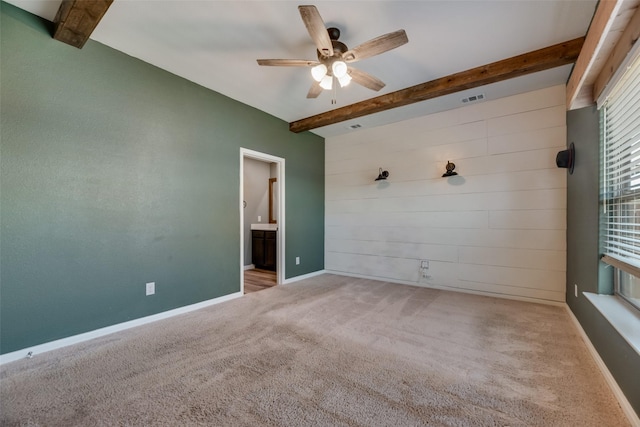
[
  {"xmin": 319, "ymin": 75, "xmax": 333, "ymax": 90},
  {"xmin": 311, "ymin": 64, "xmax": 327, "ymax": 82},
  {"xmin": 338, "ymin": 74, "xmax": 352, "ymax": 87},
  {"xmin": 332, "ymin": 61, "xmax": 348, "ymax": 78}
]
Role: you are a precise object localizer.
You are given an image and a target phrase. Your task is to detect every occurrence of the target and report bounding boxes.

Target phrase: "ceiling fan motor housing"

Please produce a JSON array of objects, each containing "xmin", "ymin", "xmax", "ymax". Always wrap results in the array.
[{"xmin": 317, "ymin": 33, "xmax": 348, "ymax": 68}]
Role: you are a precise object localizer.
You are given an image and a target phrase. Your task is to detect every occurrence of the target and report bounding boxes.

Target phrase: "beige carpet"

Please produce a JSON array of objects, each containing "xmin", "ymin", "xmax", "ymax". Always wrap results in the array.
[{"xmin": 0, "ymin": 274, "xmax": 629, "ymax": 426}]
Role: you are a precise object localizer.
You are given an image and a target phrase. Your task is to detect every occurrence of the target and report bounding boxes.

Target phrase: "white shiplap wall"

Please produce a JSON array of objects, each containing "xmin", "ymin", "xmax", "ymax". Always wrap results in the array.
[{"xmin": 325, "ymin": 85, "xmax": 567, "ymax": 303}]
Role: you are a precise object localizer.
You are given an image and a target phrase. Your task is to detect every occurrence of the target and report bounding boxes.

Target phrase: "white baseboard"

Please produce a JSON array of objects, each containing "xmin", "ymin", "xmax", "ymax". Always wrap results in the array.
[
  {"xmin": 0, "ymin": 291, "xmax": 243, "ymax": 366},
  {"xmin": 283, "ymin": 269, "xmax": 327, "ymax": 284},
  {"xmin": 324, "ymin": 270, "xmax": 420, "ymax": 287},
  {"xmin": 566, "ymin": 305, "xmax": 640, "ymax": 427},
  {"xmin": 325, "ymin": 270, "xmax": 565, "ymax": 307},
  {"xmin": 243, "ymin": 264, "xmax": 255, "ymax": 271}
]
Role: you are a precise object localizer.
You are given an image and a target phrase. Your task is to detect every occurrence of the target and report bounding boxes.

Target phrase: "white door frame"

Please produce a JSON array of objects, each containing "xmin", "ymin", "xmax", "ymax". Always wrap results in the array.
[{"xmin": 240, "ymin": 148, "xmax": 285, "ymax": 293}]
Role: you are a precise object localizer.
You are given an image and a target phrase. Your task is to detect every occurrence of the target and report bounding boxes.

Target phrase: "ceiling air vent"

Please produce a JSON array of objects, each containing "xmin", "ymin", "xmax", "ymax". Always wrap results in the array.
[
  {"xmin": 347, "ymin": 124, "xmax": 363, "ymax": 130},
  {"xmin": 461, "ymin": 93, "xmax": 485, "ymax": 104}
]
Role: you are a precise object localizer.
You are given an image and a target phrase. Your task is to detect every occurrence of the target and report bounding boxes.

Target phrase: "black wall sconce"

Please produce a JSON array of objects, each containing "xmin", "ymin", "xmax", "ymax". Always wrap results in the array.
[
  {"xmin": 556, "ymin": 142, "xmax": 575, "ymax": 174},
  {"xmin": 442, "ymin": 161, "xmax": 458, "ymax": 177},
  {"xmin": 375, "ymin": 168, "xmax": 389, "ymax": 181}
]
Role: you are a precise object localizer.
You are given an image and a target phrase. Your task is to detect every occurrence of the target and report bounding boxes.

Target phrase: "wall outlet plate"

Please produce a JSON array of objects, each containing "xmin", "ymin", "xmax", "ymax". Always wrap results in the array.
[
  {"xmin": 295, "ymin": 257, "xmax": 300, "ymax": 265},
  {"xmin": 146, "ymin": 282, "xmax": 155, "ymax": 296}
]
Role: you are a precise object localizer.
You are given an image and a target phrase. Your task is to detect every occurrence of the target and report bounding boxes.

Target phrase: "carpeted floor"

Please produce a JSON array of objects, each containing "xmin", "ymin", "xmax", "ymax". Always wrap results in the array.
[{"xmin": 0, "ymin": 274, "xmax": 630, "ymax": 426}]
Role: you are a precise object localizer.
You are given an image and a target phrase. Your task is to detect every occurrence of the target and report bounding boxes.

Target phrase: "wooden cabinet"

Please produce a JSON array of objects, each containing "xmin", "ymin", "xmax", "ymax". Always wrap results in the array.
[{"xmin": 252, "ymin": 230, "xmax": 276, "ymax": 271}]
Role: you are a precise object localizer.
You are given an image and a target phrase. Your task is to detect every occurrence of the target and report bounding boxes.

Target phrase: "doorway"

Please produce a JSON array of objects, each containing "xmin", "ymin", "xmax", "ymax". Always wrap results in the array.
[{"xmin": 240, "ymin": 148, "xmax": 285, "ymax": 294}]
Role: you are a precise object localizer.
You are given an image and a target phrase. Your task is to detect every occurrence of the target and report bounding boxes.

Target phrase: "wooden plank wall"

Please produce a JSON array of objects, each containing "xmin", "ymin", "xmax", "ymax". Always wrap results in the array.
[{"xmin": 325, "ymin": 85, "xmax": 567, "ymax": 303}]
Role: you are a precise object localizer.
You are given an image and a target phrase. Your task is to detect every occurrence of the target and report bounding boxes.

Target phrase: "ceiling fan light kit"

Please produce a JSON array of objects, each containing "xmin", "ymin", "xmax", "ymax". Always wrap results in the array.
[
  {"xmin": 257, "ymin": 5, "xmax": 408, "ymax": 101},
  {"xmin": 311, "ymin": 64, "xmax": 327, "ymax": 82},
  {"xmin": 338, "ymin": 74, "xmax": 352, "ymax": 88},
  {"xmin": 319, "ymin": 75, "xmax": 333, "ymax": 90},
  {"xmin": 332, "ymin": 61, "xmax": 348, "ymax": 78}
]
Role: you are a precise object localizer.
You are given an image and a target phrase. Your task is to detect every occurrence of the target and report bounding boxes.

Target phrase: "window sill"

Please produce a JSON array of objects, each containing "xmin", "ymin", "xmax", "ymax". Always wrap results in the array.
[{"xmin": 584, "ymin": 292, "xmax": 640, "ymax": 356}]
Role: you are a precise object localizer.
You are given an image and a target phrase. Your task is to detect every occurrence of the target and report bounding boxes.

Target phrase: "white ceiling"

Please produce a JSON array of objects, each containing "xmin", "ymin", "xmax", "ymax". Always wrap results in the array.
[{"xmin": 7, "ymin": 0, "xmax": 597, "ymax": 138}]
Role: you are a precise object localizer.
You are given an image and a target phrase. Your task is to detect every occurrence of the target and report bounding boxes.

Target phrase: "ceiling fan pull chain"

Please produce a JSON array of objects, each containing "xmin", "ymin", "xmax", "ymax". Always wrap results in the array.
[{"xmin": 332, "ymin": 76, "xmax": 337, "ymax": 104}]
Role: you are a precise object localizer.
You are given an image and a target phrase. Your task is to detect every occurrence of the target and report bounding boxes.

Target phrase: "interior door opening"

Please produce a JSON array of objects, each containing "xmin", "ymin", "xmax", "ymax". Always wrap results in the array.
[{"xmin": 240, "ymin": 149, "xmax": 285, "ymax": 294}]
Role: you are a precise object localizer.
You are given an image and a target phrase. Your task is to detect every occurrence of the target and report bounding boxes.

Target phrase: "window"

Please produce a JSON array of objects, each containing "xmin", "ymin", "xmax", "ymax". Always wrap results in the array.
[
  {"xmin": 617, "ymin": 270, "xmax": 640, "ymax": 309},
  {"xmin": 601, "ymin": 52, "xmax": 640, "ymax": 311}
]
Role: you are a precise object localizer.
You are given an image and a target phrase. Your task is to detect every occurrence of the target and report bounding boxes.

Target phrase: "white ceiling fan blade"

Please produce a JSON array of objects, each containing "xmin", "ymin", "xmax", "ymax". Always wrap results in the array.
[
  {"xmin": 298, "ymin": 5, "xmax": 334, "ymax": 57},
  {"xmin": 343, "ymin": 30, "xmax": 408, "ymax": 63}
]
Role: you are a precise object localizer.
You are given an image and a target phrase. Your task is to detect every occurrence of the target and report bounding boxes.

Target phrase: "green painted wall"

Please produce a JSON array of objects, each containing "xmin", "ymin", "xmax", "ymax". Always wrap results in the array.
[
  {"xmin": 566, "ymin": 106, "xmax": 640, "ymax": 415},
  {"xmin": 0, "ymin": 3, "xmax": 324, "ymax": 354}
]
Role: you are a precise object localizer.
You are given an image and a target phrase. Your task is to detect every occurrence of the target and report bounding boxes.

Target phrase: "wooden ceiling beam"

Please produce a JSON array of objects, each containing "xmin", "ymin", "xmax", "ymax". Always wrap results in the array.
[
  {"xmin": 53, "ymin": 0, "xmax": 113, "ymax": 49},
  {"xmin": 289, "ymin": 37, "xmax": 585, "ymax": 134},
  {"xmin": 593, "ymin": 3, "xmax": 640, "ymax": 102},
  {"xmin": 566, "ymin": 0, "xmax": 623, "ymax": 110}
]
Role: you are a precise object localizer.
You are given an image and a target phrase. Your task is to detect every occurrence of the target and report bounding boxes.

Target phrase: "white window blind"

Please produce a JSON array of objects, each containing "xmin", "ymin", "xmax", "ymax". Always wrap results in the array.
[
  {"xmin": 603, "ymin": 53, "xmax": 640, "ymax": 264},
  {"xmin": 602, "ymin": 52, "xmax": 640, "ymax": 309}
]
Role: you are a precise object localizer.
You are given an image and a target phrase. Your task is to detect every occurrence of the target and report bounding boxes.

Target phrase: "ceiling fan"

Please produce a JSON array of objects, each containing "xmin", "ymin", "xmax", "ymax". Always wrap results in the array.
[{"xmin": 257, "ymin": 5, "xmax": 408, "ymax": 100}]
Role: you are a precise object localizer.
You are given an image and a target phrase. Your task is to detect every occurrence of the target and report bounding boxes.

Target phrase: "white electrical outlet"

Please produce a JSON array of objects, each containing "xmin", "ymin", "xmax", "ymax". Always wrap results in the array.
[
  {"xmin": 146, "ymin": 282, "xmax": 155, "ymax": 296},
  {"xmin": 418, "ymin": 260, "xmax": 431, "ymax": 280},
  {"xmin": 295, "ymin": 257, "xmax": 300, "ymax": 265},
  {"xmin": 258, "ymin": 215, "xmax": 261, "ymax": 222},
  {"xmin": 574, "ymin": 284, "xmax": 578, "ymax": 298}
]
